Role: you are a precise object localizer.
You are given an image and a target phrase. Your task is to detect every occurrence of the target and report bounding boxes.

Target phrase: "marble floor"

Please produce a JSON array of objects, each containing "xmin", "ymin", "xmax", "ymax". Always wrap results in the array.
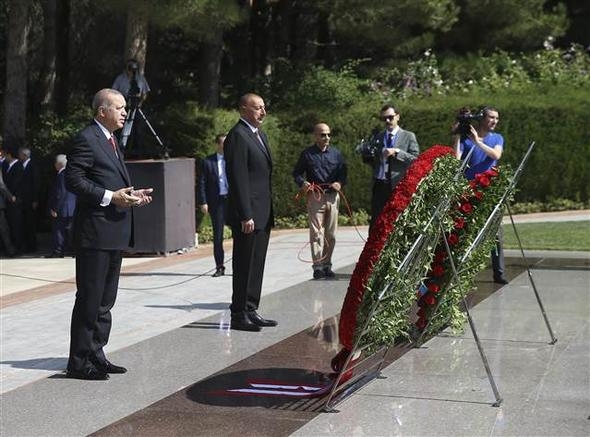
[{"xmin": 1, "ymin": 228, "xmax": 588, "ymax": 436}]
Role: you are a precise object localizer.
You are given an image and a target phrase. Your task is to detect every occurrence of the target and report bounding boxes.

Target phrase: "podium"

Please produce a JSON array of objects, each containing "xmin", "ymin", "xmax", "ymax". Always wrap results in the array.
[{"xmin": 125, "ymin": 158, "xmax": 195, "ymax": 254}]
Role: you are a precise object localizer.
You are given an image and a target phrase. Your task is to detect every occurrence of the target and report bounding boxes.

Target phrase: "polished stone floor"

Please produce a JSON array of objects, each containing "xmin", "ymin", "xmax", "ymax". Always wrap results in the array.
[{"xmin": 1, "ymin": 228, "xmax": 589, "ymax": 436}]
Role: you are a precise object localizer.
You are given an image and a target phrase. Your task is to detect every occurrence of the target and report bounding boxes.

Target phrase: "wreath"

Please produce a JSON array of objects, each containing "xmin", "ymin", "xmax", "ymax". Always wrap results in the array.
[{"xmin": 334, "ymin": 145, "xmax": 466, "ymax": 369}]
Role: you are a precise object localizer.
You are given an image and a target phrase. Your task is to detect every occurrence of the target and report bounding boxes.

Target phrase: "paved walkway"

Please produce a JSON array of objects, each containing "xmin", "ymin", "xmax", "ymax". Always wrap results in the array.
[{"xmin": 0, "ymin": 213, "xmax": 589, "ymax": 436}]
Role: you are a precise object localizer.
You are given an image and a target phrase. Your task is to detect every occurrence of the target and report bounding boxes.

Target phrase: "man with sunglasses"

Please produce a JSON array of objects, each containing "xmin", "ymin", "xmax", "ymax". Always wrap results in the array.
[
  {"xmin": 293, "ymin": 123, "xmax": 347, "ymax": 280},
  {"xmin": 364, "ymin": 104, "xmax": 419, "ymax": 229}
]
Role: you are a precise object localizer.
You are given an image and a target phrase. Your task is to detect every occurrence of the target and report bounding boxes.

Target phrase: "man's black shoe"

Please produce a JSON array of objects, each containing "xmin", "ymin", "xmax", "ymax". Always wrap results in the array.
[
  {"xmin": 247, "ymin": 310, "xmax": 278, "ymax": 327},
  {"xmin": 44, "ymin": 252, "xmax": 64, "ymax": 258},
  {"xmin": 231, "ymin": 312, "xmax": 262, "ymax": 332},
  {"xmin": 94, "ymin": 360, "xmax": 127, "ymax": 374},
  {"xmin": 313, "ymin": 270, "xmax": 325, "ymax": 280},
  {"xmin": 323, "ymin": 268, "xmax": 336, "ymax": 278},
  {"xmin": 494, "ymin": 276, "xmax": 509, "ymax": 285},
  {"xmin": 66, "ymin": 367, "xmax": 109, "ymax": 381},
  {"xmin": 212, "ymin": 266, "xmax": 225, "ymax": 277}
]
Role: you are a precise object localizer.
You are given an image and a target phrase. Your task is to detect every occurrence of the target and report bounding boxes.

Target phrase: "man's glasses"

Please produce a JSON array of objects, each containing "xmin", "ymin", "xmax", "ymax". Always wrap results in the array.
[
  {"xmin": 319, "ymin": 133, "xmax": 331, "ymax": 137},
  {"xmin": 382, "ymin": 115, "xmax": 396, "ymax": 121}
]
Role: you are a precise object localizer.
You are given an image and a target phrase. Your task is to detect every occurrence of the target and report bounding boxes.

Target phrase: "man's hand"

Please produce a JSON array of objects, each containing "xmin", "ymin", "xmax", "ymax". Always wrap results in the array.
[
  {"xmin": 111, "ymin": 187, "xmax": 141, "ymax": 208},
  {"xmin": 331, "ymin": 182, "xmax": 341, "ymax": 192},
  {"xmin": 130, "ymin": 188, "xmax": 153, "ymax": 207},
  {"xmin": 241, "ymin": 218, "xmax": 255, "ymax": 234},
  {"xmin": 50, "ymin": 210, "xmax": 57, "ymax": 218},
  {"xmin": 200, "ymin": 204, "xmax": 208, "ymax": 214},
  {"xmin": 383, "ymin": 148, "xmax": 398, "ymax": 158},
  {"xmin": 302, "ymin": 181, "xmax": 312, "ymax": 193}
]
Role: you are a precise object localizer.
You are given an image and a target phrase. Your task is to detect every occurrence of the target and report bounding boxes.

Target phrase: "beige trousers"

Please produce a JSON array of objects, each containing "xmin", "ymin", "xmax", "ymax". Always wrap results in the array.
[{"xmin": 306, "ymin": 191, "xmax": 339, "ymax": 270}]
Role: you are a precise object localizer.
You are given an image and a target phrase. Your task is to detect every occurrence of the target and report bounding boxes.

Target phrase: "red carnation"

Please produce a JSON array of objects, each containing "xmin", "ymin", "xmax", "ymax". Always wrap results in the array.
[
  {"xmin": 460, "ymin": 202, "xmax": 473, "ymax": 214},
  {"xmin": 424, "ymin": 294, "xmax": 437, "ymax": 306},
  {"xmin": 473, "ymin": 190, "xmax": 484, "ymax": 201},
  {"xmin": 485, "ymin": 168, "xmax": 499, "ymax": 177},
  {"xmin": 454, "ymin": 217, "xmax": 466, "ymax": 229},
  {"xmin": 447, "ymin": 233, "xmax": 459, "ymax": 246},
  {"xmin": 431, "ymin": 264, "xmax": 445, "ymax": 277},
  {"xmin": 417, "ymin": 307, "xmax": 426, "ymax": 317},
  {"xmin": 477, "ymin": 176, "xmax": 491, "ymax": 187},
  {"xmin": 427, "ymin": 282, "xmax": 441, "ymax": 293}
]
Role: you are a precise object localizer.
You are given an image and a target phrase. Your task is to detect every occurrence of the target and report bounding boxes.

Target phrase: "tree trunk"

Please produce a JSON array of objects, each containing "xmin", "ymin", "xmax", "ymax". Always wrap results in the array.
[
  {"xmin": 198, "ymin": 29, "xmax": 223, "ymax": 108},
  {"xmin": 37, "ymin": 0, "xmax": 57, "ymax": 112},
  {"xmin": 3, "ymin": 0, "xmax": 32, "ymax": 150},
  {"xmin": 124, "ymin": 8, "xmax": 148, "ymax": 71},
  {"xmin": 54, "ymin": 0, "xmax": 70, "ymax": 117}
]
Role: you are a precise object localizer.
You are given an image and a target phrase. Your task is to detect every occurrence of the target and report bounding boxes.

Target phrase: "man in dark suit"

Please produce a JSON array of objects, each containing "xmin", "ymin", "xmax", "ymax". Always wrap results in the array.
[
  {"xmin": 197, "ymin": 133, "xmax": 228, "ymax": 277},
  {"xmin": 46, "ymin": 154, "xmax": 77, "ymax": 257},
  {"xmin": 224, "ymin": 93, "xmax": 277, "ymax": 332},
  {"xmin": 65, "ymin": 88, "xmax": 153, "ymax": 380},
  {"xmin": 18, "ymin": 146, "xmax": 39, "ymax": 253},
  {"xmin": 363, "ymin": 104, "xmax": 420, "ymax": 229},
  {"xmin": 0, "ymin": 169, "xmax": 16, "ymax": 257},
  {"xmin": 2, "ymin": 148, "xmax": 24, "ymax": 254}
]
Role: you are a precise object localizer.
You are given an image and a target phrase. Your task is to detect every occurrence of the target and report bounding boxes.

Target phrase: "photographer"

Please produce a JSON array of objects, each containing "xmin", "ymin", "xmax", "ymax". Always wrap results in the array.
[
  {"xmin": 112, "ymin": 59, "xmax": 150, "ymax": 106},
  {"xmin": 362, "ymin": 104, "xmax": 419, "ymax": 229},
  {"xmin": 453, "ymin": 105, "xmax": 508, "ymax": 284}
]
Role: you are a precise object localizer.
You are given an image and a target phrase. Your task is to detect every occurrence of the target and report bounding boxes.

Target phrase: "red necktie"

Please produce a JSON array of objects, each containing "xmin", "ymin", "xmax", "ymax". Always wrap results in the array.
[{"xmin": 109, "ymin": 136, "xmax": 118, "ymax": 157}]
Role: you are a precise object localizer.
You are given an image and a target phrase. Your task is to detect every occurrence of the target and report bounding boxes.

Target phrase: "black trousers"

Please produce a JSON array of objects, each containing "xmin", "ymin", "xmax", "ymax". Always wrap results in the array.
[
  {"xmin": 68, "ymin": 248, "xmax": 122, "ymax": 371},
  {"xmin": 211, "ymin": 198, "xmax": 227, "ymax": 268},
  {"xmin": 370, "ymin": 179, "xmax": 392, "ymax": 230},
  {"xmin": 230, "ymin": 227, "xmax": 270, "ymax": 313},
  {"xmin": 491, "ymin": 226, "xmax": 505, "ymax": 278}
]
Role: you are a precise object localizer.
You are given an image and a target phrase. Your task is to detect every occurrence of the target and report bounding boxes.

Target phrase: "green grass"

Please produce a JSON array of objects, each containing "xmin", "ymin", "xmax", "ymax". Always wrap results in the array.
[{"xmin": 502, "ymin": 221, "xmax": 590, "ymax": 251}]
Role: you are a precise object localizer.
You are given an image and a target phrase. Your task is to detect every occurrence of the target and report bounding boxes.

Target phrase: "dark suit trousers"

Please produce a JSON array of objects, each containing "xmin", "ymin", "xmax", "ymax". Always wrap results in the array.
[
  {"xmin": 211, "ymin": 198, "xmax": 226, "ymax": 268},
  {"xmin": 0, "ymin": 209, "xmax": 15, "ymax": 256},
  {"xmin": 68, "ymin": 248, "xmax": 122, "ymax": 371},
  {"xmin": 370, "ymin": 179, "xmax": 392, "ymax": 230},
  {"xmin": 491, "ymin": 226, "xmax": 505, "ymax": 278},
  {"xmin": 230, "ymin": 227, "xmax": 270, "ymax": 313},
  {"xmin": 21, "ymin": 203, "xmax": 37, "ymax": 252},
  {"xmin": 52, "ymin": 216, "xmax": 73, "ymax": 254}
]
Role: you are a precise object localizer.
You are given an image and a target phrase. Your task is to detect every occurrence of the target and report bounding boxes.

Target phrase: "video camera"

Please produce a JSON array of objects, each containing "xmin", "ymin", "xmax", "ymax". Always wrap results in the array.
[
  {"xmin": 452, "ymin": 106, "xmax": 484, "ymax": 139},
  {"xmin": 126, "ymin": 60, "xmax": 141, "ymax": 107},
  {"xmin": 355, "ymin": 130, "xmax": 383, "ymax": 160}
]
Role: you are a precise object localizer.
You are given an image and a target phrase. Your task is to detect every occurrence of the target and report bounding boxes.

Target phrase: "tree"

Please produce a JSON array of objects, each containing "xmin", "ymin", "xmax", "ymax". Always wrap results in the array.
[{"xmin": 3, "ymin": 0, "xmax": 32, "ymax": 150}]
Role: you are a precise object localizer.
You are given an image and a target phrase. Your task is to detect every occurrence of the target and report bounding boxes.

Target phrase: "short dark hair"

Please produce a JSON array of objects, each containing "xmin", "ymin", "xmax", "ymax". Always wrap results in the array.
[
  {"xmin": 380, "ymin": 104, "xmax": 399, "ymax": 116},
  {"xmin": 481, "ymin": 106, "xmax": 498, "ymax": 116}
]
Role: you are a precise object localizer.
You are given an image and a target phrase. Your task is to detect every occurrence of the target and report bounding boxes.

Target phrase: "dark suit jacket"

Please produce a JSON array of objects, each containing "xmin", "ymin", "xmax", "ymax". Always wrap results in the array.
[
  {"xmin": 0, "ymin": 172, "xmax": 13, "ymax": 210},
  {"xmin": 65, "ymin": 121, "xmax": 133, "ymax": 250},
  {"xmin": 48, "ymin": 170, "xmax": 77, "ymax": 217},
  {"xmin": 363, "ymin": 128, "xmax": 420, "ymax": 188},
  {"xmin": 197, "ymin": 153, "xmax": 222, "ymax": 210},
  {"xmin": 19, "ymin": 159, "xmax": 39, "ymax": 205},
  {"xmin": 224, "ymin": 120, "xmax": 274, "ymax": 230},
  {"xmin": 2, "ymin": 160, "xmax": 24, "ymax": 203}
]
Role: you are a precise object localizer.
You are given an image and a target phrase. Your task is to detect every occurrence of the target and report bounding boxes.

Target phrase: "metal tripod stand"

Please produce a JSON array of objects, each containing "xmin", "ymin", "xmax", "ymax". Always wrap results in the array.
[{"xmin": 120, "ymin": 102, "xmax": 169, "ymax": 159}]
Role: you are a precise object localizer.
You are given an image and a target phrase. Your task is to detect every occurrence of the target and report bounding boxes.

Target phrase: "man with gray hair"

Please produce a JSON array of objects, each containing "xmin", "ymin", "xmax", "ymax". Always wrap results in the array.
[{"xmin": 46, "ymin": 154, "xmax": 76, "ymax": 258}]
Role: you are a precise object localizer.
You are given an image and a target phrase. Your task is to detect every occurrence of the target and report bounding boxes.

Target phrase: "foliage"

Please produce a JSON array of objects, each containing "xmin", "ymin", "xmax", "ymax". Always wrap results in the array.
[{"xmin": 417, "ymin": 166, "xmax": 513, "ymax": 337}]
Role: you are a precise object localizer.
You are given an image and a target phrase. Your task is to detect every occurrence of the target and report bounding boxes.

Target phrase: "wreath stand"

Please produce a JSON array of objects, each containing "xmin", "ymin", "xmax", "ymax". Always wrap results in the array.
[{"xmin": 323, "ymin": 141, "xmax": 556, "ymax": 412}]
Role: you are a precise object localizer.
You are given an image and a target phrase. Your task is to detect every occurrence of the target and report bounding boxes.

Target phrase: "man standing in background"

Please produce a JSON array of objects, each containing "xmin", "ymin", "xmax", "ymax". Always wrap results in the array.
[
  {"xmin": 363, "ymin": 104, "xmax": 419, "ymax": 229},
  {"xmin": 197, "ymin": 133, "xmax": 228, "ymax": 277},
  {"xmin": 18, "ymin": 146, "xmax": 39, "ymax": 253},
  {"xmin": 293, "ymin": 122, "xmax": 347, "ymax": 280},
  {"xmin": 46, "ymin": 154, "xmax": 76, "ymax": 258}
]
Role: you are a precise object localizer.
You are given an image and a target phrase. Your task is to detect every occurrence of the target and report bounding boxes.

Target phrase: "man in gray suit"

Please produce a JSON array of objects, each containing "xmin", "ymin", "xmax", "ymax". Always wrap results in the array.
[{"xmin": 363, "ymin": 104, "xmax": 420, "ymax": 229}]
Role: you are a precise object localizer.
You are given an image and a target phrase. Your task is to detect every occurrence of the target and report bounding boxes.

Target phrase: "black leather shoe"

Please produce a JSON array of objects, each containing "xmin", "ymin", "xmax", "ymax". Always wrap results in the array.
[
  {"xmin": 94, "ymin": 360, "xmax": 127, "ymax": 374},
  {"xmin": 494, "ymin": 276, "xmax": 509, "ymax": 285},
  {"xmin": 66, "ymin": 367, "xmax": 109, "ymax": 381},
  {"xmin": 212, "ymin": 266, "xmax": 225, "ymax": 277},
  {"xmin": 44, "ymin": 252, "xmax": 64, "ymax": 258},
  {"xmin": 313, "ymin": 269, "xmax": 325, "ymax": 280},
  {"xmin": 323, "ymin": 268, "xmax": 336, "ymax": 278},
  {"xmin": 247, "ymin": 310, "xmax": 278, "ymax": 327},
  {"xmin": 231, "ymin": 312, "xmax": 262, "ymax": 332}
]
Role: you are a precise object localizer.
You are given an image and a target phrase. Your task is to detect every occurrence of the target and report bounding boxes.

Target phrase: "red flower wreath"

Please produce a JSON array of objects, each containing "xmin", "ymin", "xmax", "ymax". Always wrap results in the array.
[
  {"xmin": 414, "ymin": 167, "xmax": 503, "ymax": 332},
  {"xmin": 335, "ymin": 145, "xmax": 455, "ymax": 360}
]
